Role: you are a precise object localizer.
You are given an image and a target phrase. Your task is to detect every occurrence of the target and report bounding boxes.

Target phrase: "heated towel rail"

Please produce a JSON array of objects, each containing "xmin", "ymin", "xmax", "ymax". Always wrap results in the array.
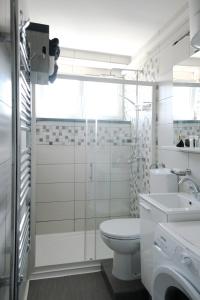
[{"xmin": 16, "ymin": 23, "xmax": 31, "ymax": 286}]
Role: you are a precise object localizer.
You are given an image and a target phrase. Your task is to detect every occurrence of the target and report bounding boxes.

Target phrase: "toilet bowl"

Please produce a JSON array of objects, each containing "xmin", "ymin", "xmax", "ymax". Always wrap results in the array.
[{"xmin": 100, "ymin": 218, "xmax": 140, "ymax": 281}]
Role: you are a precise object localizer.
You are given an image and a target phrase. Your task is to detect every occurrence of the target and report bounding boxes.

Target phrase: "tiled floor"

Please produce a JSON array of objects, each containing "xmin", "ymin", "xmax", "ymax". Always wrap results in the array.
[{"xmin": 28, "ymin": 272, "xmax": 112, "ymax": 300}]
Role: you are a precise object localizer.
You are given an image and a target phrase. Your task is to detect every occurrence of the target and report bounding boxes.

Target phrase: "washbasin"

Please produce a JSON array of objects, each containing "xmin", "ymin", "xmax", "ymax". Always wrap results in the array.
[{"xmin": 140, "ymin": 193, "xmax": 200, "ymax": 212}]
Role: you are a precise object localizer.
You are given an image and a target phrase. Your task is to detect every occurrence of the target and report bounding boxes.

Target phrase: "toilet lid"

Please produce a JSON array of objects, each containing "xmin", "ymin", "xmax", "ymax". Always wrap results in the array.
[{"xmin": 100, "ymin": 218, "xmax": 140, "ymax": 240}]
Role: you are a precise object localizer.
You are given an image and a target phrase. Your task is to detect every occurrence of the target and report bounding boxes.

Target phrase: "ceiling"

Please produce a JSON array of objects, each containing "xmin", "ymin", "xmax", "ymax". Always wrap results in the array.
[{"xmin": 29, "ymin": 0, "xmax": 188, "ymax": 57}]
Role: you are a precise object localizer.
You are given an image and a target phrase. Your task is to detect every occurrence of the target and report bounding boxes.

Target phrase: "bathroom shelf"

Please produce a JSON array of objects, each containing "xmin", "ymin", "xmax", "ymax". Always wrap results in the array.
[{"xmin": 159, "ymin": 146, "xmax": 200, "ymax": 154}]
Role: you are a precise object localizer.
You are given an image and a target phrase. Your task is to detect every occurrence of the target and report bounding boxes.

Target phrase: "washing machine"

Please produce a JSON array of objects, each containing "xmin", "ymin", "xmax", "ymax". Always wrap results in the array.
[{"xmin": 152, "ymin": 221, "xmax": 200, "ymax": 300}]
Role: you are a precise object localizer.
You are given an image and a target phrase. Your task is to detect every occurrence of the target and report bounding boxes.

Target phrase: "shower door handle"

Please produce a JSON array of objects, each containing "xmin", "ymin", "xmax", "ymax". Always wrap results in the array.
[{"xmin": 89, "ymin": 163, "xmax": 93, "ymax": 181}]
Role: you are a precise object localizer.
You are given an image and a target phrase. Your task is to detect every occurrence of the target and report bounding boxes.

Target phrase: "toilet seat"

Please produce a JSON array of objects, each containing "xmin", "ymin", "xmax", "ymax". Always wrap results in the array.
[{"xmin": 100, "ymin": 218, "xmax": 140, "ymax": 240}]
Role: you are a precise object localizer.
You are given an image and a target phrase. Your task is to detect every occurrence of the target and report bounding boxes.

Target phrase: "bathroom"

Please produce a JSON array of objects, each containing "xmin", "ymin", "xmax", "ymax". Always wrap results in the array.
[{"xmin": 1, "ymin": 0, "xmax": 200, "ymax": 299}]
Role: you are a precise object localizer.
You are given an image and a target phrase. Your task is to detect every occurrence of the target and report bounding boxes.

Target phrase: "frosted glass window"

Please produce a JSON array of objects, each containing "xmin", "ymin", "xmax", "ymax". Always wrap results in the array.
[
  {"xmin": 36, "ymin": 79, "xmax": 82, "ymax": 118},
  {"xmin": 35, "ymin": 78, "xmax": 123, "ymax": 120},
  {"xmin": 83, "ymin": 81, "xmax": 122, "ymax": 119}
]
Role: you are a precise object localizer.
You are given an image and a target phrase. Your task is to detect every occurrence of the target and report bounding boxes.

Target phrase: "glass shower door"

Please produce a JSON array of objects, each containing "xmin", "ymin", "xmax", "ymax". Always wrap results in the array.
[{"xmin": 85, "ymin": 120, "xmax": 112, "ymax": 261}]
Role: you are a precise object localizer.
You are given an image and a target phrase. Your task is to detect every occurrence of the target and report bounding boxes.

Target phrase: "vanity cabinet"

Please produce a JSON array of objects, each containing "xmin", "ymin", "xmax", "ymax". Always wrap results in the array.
[
  {"xmin": 140, "ymin": 197, "xmax": 167, "ymax": 294},
  {"xmin": 139, "ymin": 194, "xmax": 200, "ymax": 295}
]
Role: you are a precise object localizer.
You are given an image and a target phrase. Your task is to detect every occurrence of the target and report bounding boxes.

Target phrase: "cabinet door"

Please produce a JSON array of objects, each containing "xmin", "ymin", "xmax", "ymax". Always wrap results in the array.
[{"xmin": 140, "ymin": 198, "xmax": 167, "ymax": 294}]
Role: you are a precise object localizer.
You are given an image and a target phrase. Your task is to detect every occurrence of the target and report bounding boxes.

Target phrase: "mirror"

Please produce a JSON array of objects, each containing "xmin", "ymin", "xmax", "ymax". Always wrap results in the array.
[{"xmin": 173, "ymin": 52, "xmax": 200, "ymax": 121}]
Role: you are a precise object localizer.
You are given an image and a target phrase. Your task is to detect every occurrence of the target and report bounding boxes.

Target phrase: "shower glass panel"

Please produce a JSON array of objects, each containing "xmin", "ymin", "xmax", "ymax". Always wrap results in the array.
[
  {"xmin": 34, "ymin": 77, "xmax": 154, "ymax": 266},
  {"xmin": 85, "ymin": 120, "xmax": 112, "ymax": 261},
  {"xmin": 83, "ymin": 81, "xmax": 130, "ymax": 261}
]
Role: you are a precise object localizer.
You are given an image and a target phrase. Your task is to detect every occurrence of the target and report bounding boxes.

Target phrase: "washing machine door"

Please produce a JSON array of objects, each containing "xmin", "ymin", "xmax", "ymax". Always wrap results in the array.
[{"xmin": 152, "ymin": 266, "xmax": 200, "ymax": 300}]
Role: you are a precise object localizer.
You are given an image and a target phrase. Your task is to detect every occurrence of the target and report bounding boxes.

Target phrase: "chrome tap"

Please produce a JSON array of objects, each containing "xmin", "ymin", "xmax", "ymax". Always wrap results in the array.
[{"xmin": 179, "ymin": 176, "xmax": 200, "ymax": 200}]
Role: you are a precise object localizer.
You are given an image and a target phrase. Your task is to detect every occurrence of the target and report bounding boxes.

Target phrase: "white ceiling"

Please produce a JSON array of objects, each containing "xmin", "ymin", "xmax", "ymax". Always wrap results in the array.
[{"xmin": 29, "ymin": 0, "xmax": 187, "ymax": 56}]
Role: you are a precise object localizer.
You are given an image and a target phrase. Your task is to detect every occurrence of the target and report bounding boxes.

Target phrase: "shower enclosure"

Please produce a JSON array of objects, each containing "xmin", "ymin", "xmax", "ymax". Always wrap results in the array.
[{"xmin": 34, "ymin": 75, "xmax": 154, "ymax": 268}]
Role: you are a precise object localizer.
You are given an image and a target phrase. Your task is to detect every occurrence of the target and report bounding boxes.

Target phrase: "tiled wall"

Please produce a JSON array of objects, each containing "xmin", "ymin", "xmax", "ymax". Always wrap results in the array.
[
  {"xmin": 173, "ymin": 121, "xmax": 200, "ymax": 145},
  {"xmin": 0, "ymin": 2, "xmax": 12, "ymax": 299},
  {"xmin": 124, "ymin": 88, "xmax": 153, "ymax": 217},
  {"xmin": 35, "ymin": 120, "xmax": 132, "ymax": 234}
]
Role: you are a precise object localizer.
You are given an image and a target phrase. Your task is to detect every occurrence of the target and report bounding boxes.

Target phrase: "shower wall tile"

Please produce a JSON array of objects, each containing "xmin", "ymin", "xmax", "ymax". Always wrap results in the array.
[
  {"xmin": 75, "ymin": 200, "xmax": 110, "ymax": 220},
  {"xmin": 90, "ymin": 163, "xmax": 110, "ymax": 182},
  {"xmin": 75, "ymin": 146, "xmax": 86, "ymax": 163},
  {"xmin": 111, "ymin": 146, "xmax": 131, "ymax": 163},
  {"xmin": 36, "ymin": 220, "xmax": 74, "ymax": 235},
  {"xmin": 87, "ymin": 146, "xmax": 110, "ymax": 163},
  {"xmin": 75, "ymin": 164, "xmax": 86, "ymax": 182},
  {"xmin": 75, "ymin": 183, "xmax": 86, "ymax": 201},
  {"xmin": 36, "ymin": 202, "xmax": 74, "ymax": 222},
  {"xmin": 111, "ymin": 181, "xmax": 130, "ymax": 199},
  {"xmin": 75, "ymin": 219, "xmax": 85, "ymax": 231},
  {"xmin": 95, "ymin": 200, "xmax": 110, "ymax": 218},
  {"xmin": 75, "ymin": 201, "xmax": 85, "ymax": 219},
  {"xmin": 36, "ymin": 164, "xmax": 74, "ymax": 183},
  {"xmin": 36, "ymin": 183, "xmax": 74, "ymax": 203},
  {"xmin": 111, "ymin": 163, "xmax": 130, "ymax": 181},
  {"xmin": 36, "ymin": 145, "xmax": 74, "ymax": 164},
  {"xmin": 87, "ymin": 182, "xmax": 110, "ymax": 200},
  {"xmin": 87, "ymin": 200, "xmax": 109, "ymax": 219},
  {"xmin": 35, "ymin": 120, "xmax": 132, "ymax": 234},
  {"xmin": 110, "ymin": 199, "xmax": 130, "ymax": 217}
]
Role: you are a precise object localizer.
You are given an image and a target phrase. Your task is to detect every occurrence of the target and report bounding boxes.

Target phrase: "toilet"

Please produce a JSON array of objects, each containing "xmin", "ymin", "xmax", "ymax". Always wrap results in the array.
[
  {"xmin": 100, "ymin": 218, "xmax": 140, "ymax": 281},
  {"xmin": 100, "ymin": 168, "xmax": 178, "ymax": 281}
]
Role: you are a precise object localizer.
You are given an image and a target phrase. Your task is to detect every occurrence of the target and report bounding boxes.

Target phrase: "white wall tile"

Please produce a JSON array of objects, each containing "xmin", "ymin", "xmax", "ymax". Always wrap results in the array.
[
  {"xmin": 87, "ymin": 182, "xmax": 110, "ymax": 200},
  {"xmin": 111, "ymin": 163, "xmax": 129, "ymax": 181},
  {"xmin": 75, "ymin": 183, "xmax": 86, "ymax": 201},
  {"xmin": 36, "ymin": 164, "xmax": 74, "ymax": 183},
  {"xmin": 36, "ymin": 183, "xmax": 74, "ymax": 203},
  {"xmin": 157, "ymin": 124, "xmax": 174, "ymax": 146},
  {"xmin": 75, "ymin": 201, "xmax": 85, "ymax": 219},
  {"xmin": 91, "ymin": 163, "xmax": 110, "ymax": 182},
  {"xmin": 36, "ymin": 145, "xmax": 74, "ymax": 164},
  {"xmin": 111, "ymin": 182, "xmax": 130, "ymax": 199},
  {"xmin": 110, "ymin": 199, "xmax": 130, "ymax": 217},
  {"xmin": 36, "ymin": 202, "xmax": 74, "ymax": 221},
  {"xmin": 75, "ymin": 146, "xmax": 86, "ymax": 163},
  {"xmin": 158, "ymin": 82, "xmax": 173, "ymax": 101},
  {"xmin": 157, "ymin": 97, "xmax": 173, "ymax": 124},
  {"xmin": 158, "ymin": 149, "xmax": 189, "ymax": 169},
  {"xmin": 95, "ymin": 200, "xmax": 110, "ymax": 218},
  {"xmin": 75, "ymin": 219, "xmax": 85, "ymax": 231},
  {"xmin": 36, "ymin": 220, "xmax": 74, "ymax": 234},
  {"xmin": 189, "ymin": 153, "xmax": 200, "ymax": 184},
  {"xmin": 111, "ymin": 146, "xmax": 131, "ymax": 163},
  {"xmin": 75, "ymin": 164, "xmax": 86, "ymax": 182},
  {"xmin": 83, "ymin": 200, "xmax": 110, "ymax": 218},
  {"xmin": 87, "ymin": 146, "xmax": 110, "ymax": 163}
]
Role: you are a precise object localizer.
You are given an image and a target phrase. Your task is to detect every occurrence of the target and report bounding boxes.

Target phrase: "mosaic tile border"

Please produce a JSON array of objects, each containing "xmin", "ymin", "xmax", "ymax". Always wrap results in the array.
[{"xmin": 36, "ymin": 121, "xmax": 133, "ymax": 146}]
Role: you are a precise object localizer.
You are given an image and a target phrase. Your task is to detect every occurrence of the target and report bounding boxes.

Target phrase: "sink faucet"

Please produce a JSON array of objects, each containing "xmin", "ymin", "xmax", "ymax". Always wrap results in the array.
[{"xmin": 179, "ymin": 176, "xmax": 200, "ymax": 200}]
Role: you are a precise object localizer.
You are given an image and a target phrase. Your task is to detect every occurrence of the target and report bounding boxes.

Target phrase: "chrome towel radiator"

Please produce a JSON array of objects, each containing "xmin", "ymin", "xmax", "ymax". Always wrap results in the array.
[{"xmin": 16, "ymin": 22, "xmax": 31, "ymax": 288}]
